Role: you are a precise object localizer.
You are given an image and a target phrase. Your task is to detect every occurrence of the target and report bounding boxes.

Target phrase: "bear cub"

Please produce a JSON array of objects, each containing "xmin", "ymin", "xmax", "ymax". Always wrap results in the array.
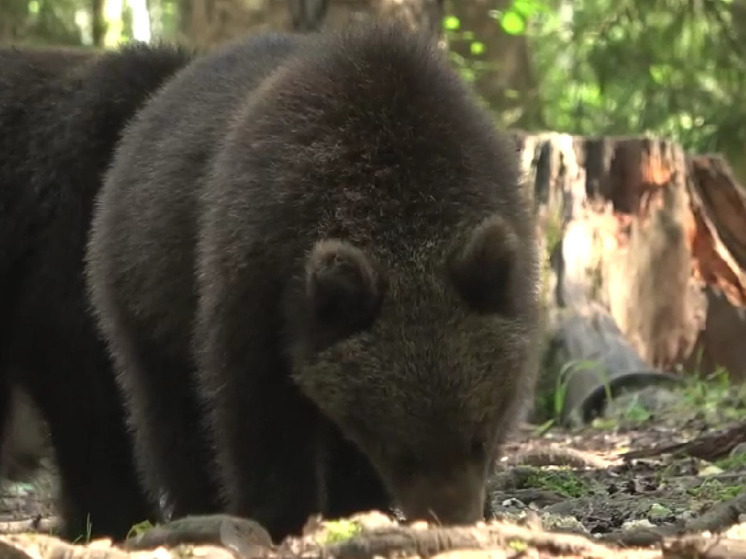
[
  {"xmin": 85, "ymin": 20, "xmax": 541, "ymax": 543},
  {"xmin": 0, "ymin": 42, "xmax": 192, "ymax": 541}
]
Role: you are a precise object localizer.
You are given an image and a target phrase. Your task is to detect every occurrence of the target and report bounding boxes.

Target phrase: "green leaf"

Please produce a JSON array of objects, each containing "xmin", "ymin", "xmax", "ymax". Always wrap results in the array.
[
  {"xmin": 500, "ymin": 11, "xmax": 526, "ymax": 35},
  {"xmin": 443, "ymin": 15, "xmax": 460, "ymax": 31},
  {"xmin": 512, "ymin": 0, "xmax": 545, "ymax": 17},
  {"xmin": 470, "ymin": 41, "xmax": 486, "ymax": 55},
  {"xmin": 649, "ymin": 64, "xmax": 669, "ymax": 83}
]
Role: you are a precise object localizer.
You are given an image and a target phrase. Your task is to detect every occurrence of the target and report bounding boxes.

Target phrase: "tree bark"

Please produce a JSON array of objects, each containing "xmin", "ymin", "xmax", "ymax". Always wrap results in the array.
[
  {"xmin": 683, "ymin": 155, "xmax": 746, "ymax": 382},
  {"xmin": 91, "ymin": 0, "xmax": 105, "ymax": 47}
]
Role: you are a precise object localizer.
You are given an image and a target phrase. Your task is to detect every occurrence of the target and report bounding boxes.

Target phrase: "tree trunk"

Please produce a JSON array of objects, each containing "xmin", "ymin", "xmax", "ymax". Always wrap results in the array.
[
  {"xmin": 0, "ymin": 0, "xmax": 31, "ymax": 43},
  {"xmin": 91, "ymin": 0, "xmax": 105, "ymax": 47},
  {"xmin": 446, "ymin": 0, "xmax": 543, "ymax": 129},
  {"xmin": 683, "ymin": 155, "xmax": 746, "ymax": 382}
]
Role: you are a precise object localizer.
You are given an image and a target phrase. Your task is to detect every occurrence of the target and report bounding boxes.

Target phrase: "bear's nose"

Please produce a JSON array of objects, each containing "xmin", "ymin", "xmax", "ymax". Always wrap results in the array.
[{"xmin": 396, "ymin": 471, "xmax": 486, "ymax": 526}]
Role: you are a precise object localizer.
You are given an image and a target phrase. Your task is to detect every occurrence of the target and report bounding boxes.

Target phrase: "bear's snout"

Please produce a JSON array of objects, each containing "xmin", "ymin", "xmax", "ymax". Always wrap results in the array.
[{"xmin": 396, "ymin": 472, "xmax": 486, "ymax": 526}]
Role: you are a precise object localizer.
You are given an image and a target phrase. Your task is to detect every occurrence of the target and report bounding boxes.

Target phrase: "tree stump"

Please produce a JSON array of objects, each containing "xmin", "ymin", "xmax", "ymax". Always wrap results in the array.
[
  {"xmin": 513, "ymin": 132, "xmax": 746, "ymax": 422},
  {"xmin": 685, "ymin": 156, "xmax": 746, "ymax": 382}
]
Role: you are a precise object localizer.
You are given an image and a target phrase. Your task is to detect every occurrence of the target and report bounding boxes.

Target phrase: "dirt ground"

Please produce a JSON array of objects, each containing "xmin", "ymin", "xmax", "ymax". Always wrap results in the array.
[
  {"xmin": 0, "ymin": 376, "xmax": 745, "ymax": 558},
  {"xmin": 494, "ymin": 381, "xmax": 746, "ymax": 542}
]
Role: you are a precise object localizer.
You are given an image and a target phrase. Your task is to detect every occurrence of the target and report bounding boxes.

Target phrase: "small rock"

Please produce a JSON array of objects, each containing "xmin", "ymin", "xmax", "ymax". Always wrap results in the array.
[
  {"xmin": 500, "ymin": 498, "xmax": 526, "ymax": 509},
  {"xmin": 348, "ymin": 511, "xmax": 397, "ymax": 530},
  {"xmin": 621, "ymin": 519, "xmax": 656, "ymax": 531}
]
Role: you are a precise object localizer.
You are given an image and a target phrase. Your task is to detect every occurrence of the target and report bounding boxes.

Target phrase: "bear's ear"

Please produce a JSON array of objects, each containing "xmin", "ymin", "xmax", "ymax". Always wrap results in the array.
[
  {"xmin": 448, "ymin": 215, "xmax": 520, "ymax": 316},
  {"xmin": 305, "ymin": 239, "xmax": 384, "ymax": 338}
]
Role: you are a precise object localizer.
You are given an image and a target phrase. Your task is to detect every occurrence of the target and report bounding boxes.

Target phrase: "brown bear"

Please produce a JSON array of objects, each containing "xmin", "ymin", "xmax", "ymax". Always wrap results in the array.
[
  {"xmin": 85, "ymin": 20, "xmax": 541, "ymax": 543},
  {"xmin": 0, "ymin": 42, "xmax": 192, "ymax": 540}
]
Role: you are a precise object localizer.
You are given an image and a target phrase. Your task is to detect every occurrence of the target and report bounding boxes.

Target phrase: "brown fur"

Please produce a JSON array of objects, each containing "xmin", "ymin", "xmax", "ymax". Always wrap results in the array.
[
  {"xmin": 0, "ymin": 41, "xmax": 193, "ymax": 540},
  {"xmin": 85, "ymin": 21, "xmax": 541, "ymax": 542}
]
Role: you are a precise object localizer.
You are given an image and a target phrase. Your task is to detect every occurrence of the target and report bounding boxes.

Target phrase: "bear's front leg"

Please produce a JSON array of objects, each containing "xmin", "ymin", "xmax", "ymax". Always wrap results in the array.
[{"xmin": 191, "ymin": 253, "xmax": 325, "ymax": 543}]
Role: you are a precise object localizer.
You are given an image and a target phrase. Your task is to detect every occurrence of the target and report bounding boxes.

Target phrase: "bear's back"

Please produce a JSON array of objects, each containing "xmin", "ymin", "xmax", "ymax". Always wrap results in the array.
[
  {"xmin": 87, "ymin": 32, "xmax": 303, "ymax": 352},
  {"xmin": 0, "ymin": 42, "xmax": 191, "ymax": 275},
  {"xmin": 204, "ymin": 22, "xmax": 531, "ymax": 270},
  {"xmin": 193, "ymin": 21, "xmax": 539, "ymax": 530}
]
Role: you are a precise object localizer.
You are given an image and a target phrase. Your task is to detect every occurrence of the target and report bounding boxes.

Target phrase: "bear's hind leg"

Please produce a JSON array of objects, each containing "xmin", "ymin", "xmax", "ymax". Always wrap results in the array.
[{"xmin": 27, "ymin": 357, "xmax": 156, "ymax": 541}]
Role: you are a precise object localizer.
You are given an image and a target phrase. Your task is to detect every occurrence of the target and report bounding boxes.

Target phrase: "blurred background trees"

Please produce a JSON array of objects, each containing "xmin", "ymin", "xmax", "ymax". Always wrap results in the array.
[{"xmin": 1, "ymin": 0, "xmax": 744, "ymax": 178}]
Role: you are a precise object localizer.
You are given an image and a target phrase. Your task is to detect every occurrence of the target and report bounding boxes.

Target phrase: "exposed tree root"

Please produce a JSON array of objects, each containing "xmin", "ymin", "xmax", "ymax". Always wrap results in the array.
[
  {"xmin": 0, "ymin": 516, "xmax": 58, "ymax": 535},
  {"xmin": 2, "ymin": 514, "xmax": 746, "ymax": 559}
]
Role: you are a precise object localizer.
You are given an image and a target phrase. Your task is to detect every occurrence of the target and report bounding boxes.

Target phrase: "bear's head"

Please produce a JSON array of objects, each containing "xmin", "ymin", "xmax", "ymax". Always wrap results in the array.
[{"xmin": 290, "ymin": 213, "xmax": 539, "ymax": 526}]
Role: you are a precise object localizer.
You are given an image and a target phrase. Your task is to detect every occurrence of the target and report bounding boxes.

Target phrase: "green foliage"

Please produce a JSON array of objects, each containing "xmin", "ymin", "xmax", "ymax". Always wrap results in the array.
[
  {"xmin": 533, "ymin": 357, "xmax": 611, "ymax": 433},
  {"xmin": 499, "ymin": 0, "xmax": 548, "ymax": 34},
  {"xmin": 715, "ymin": 451, "xmax": 746, "ymax": 471},
  {"xmin": 126, "ymin": 519, "xmax": 156, "ymax": 540},
  {"xmin": 442, "ymin": 0, "xmax": 746, "ymax": 163},
  {"xmin": 1, "ymin": 0, "xmax": 181, "ymax": 48},
  {"xmin": 4, "ymin": 0, "xmax": 745, "ymax": 164},
  {"xmin": 314, "ymin": 519, "xmax": 362, "ymax": 545},
  {"xmin": 443, "ymin": 0, "xmax": 548, "ymax": 88},
  {"xmin": 532, "ymin": 0, "xmax": 746, "ymax": 157},
  {"xmin": 673, "ymin": 366, "xmax": 746, "ymax": 423},
  {"xmin": 70, "ymin": 514, "xmax": 93, "ymax": 544},
  {"xmin": 6, "ymin": 0, "xmax": 90, "ymax": 45},
  {"xmin": 525, "ymin": 469, "xmax": 590, "ymax": 498},
  {"xmin": 687, "ymin": 478, "xmax": 744, "ymax": 501}
]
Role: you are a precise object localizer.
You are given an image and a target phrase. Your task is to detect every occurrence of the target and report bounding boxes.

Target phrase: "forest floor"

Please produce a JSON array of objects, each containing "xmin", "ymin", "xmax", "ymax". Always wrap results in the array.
[{"xmin": 1, "ymin": 374, "xmax": 746, "ymax": 559}]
